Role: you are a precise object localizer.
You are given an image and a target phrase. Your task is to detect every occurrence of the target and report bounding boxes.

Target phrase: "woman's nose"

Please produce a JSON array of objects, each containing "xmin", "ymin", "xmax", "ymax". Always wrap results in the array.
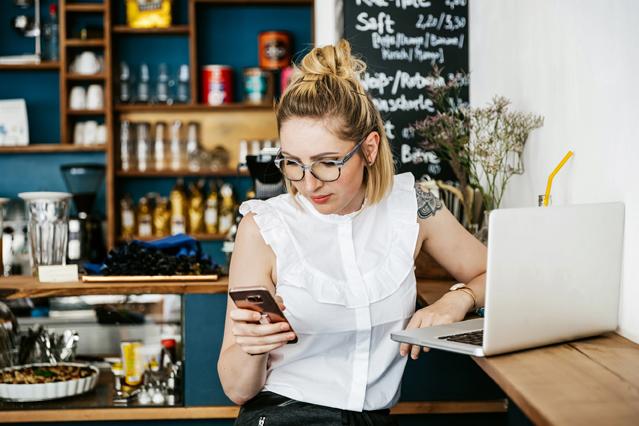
[{"xmin": 303, "ymin": 170, "xmax": 323, "ymax": 193}]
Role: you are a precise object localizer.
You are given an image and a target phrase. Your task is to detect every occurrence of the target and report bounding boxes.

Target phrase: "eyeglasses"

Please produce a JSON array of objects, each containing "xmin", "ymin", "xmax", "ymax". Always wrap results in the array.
[{"xmin": 273, "ymin": 137, "xmax": 366, "ymax": 183}]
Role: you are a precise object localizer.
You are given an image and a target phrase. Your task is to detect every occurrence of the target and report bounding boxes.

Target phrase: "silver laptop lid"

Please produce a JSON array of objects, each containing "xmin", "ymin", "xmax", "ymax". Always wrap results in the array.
[{"xmin": 483, "ymin": 202, "xmax": 624, "ymax": 356}]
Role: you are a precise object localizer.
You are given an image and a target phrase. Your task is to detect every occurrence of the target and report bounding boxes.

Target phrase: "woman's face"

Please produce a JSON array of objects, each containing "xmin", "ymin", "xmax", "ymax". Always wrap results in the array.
[{"xmin": 279, "ymin": 117, "xmax": 371, "ymax": 216}]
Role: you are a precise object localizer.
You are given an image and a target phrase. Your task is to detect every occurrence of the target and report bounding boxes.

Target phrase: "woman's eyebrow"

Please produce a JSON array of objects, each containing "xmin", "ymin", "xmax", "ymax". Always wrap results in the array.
[{"xmin": 281, "ymin": 151, "xmax": 340, "ymax": 160}]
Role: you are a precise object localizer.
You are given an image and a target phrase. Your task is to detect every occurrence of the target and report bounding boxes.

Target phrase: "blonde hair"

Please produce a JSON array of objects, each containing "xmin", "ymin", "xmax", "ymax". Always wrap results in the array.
[{"xmin": 276, "ymin": 40, "xmax": 395, "ymax": 207}]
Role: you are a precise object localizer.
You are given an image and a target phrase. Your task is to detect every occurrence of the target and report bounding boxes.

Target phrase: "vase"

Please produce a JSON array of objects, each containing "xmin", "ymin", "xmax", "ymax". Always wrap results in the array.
[{"xmin": 474, "ymin": 210, "xmax": 492, "ymax": 246}]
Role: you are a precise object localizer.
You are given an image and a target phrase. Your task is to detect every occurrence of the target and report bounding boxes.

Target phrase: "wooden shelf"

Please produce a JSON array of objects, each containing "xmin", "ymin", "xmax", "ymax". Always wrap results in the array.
[
  {"xmin": 67, "ymin": 73, "xmax": 107, "ymax": 80},
  {"xmin": 65, "ymin": 4, "xmax": 106, "ymax": 12},
  {"xmin": 194, "ymin": 0, "xmax": 312, "ymax": 4},
  {"xmin": 66, "ymin": 39, "xmax": 106, "ymax": 47},
  {"xmin": 116, "ymin": 169, "xmax": 249, "ymax": 178},
  {"xmin": 115, "ymin": 103, "xmax": 274, "ymax": 112},
  {"xmin": 0, "ymin": 144, "xmax": 106, "ymax": 154},
  {"xmin": 112, "ymin": 25, "xmax": 190, "ymax": 35},
  {"xmin": 67, "ymin": 109, "xmax": 107, "ymax": 115},
  {"xmin": 0, "ymin": 275, "xmax": 229, "ymax": 300},
  {"xmin": 118, "ymin": 233, "xmax": 227, "ymax": 243},
  {"xmin": 0, "ymin": 399, "xmax": 506, "ymax": 422},
  {"xmin": 0, "ymin": 61, "xmax": 59, "ymax": 70}
]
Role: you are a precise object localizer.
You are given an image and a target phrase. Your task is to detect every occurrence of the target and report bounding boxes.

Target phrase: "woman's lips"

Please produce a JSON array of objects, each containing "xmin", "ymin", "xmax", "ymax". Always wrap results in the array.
[{"xmin": 310, "ymin": 194, "xmax": 332, "ymax": 204}]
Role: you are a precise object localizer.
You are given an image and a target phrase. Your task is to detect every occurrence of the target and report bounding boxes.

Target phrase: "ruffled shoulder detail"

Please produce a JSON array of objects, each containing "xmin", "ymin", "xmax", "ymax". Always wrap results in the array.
[
  {"xmin": 359, "ymin": 172, "xmax": 419, "ymax": 304},
  {"xmin": 239, "ymin": 176, "xmax": 419, "ymax": 309}
]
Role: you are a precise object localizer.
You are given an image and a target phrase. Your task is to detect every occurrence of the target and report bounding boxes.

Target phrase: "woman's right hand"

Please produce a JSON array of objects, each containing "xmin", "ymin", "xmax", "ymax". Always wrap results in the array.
[{"xmin": 229, "ymin": 296, "xmax": 296, "ymax": 356}]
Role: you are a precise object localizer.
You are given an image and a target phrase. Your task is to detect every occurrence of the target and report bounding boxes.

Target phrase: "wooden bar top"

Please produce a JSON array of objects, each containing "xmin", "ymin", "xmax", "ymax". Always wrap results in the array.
[
  {"xmin": 0, "ymin": 275, "xmax": 229, "ymax": 300},
  {"xmin": 473, "ymin": 333, "xmax": 639, "ymax": 426}
]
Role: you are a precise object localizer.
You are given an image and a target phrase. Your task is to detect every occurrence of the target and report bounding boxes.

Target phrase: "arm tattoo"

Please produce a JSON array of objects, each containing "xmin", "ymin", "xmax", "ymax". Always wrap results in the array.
[{"xmin": 414, "ymin": 182, "xmax": 443, "ymax": 219}]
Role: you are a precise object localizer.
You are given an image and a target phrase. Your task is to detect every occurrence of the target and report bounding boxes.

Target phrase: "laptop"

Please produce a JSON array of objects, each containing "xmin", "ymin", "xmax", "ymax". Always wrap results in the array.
[{"xmin": 391, "ymin": 202, "xmax": 625, "ymax": 357}]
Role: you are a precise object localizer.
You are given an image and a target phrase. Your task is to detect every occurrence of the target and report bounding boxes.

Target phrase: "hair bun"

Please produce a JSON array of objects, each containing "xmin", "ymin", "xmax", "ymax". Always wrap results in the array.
[{"xmin": 298, "ymin": 40, "xmax": 365, "ymax": 82}]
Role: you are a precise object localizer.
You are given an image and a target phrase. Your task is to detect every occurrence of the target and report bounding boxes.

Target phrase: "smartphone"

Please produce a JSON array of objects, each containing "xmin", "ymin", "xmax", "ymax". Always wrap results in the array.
[{"xmin": 229, "ymin": 286, "xmax": 297, "ymax": 344}]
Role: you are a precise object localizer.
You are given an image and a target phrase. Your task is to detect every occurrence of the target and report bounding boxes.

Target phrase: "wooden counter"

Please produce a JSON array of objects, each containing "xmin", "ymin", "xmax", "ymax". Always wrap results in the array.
[
  {"xmin": 473, "ymin": 333, "xmax": 639, "ymax": 426},
  {"xmin": 0, "ymin": 276, "xmax": 453, "ymax": 304},
  {"xmin": 0, "ymin": 276, "xmax": 229, "ymax": 300}
]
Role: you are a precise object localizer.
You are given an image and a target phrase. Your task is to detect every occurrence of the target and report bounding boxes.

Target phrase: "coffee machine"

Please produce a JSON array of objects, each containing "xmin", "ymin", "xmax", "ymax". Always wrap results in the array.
[{"xmin": 60, "ymin": 164, "xmax": 106, "ymax": 265}]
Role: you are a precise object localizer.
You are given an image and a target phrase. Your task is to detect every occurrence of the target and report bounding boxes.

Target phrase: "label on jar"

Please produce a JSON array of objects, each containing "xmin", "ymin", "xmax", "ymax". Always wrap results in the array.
[
  {"xmin": 123, "ymin": 211, "xmax": 135, "ymax": 227},
  {"xmin": 171, "ymin": 215, "xmax": 186, "ymax": 235},
  {"xmin": 205, "ymin": 207, "xmax": 218, "ymax": 226},
  {"xmin": 219, "ymin": 214, "xmax": 233, "ymax": 234},
  {"xmin": 139, "ymin": 214, "xmax": 152, "ymax": 236}
]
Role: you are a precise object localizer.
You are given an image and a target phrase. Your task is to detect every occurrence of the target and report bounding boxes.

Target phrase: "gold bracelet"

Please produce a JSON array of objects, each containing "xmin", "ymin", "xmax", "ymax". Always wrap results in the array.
[{"xmin": 449, "ymin": 284, "xmax": 477, "ymax": 310}]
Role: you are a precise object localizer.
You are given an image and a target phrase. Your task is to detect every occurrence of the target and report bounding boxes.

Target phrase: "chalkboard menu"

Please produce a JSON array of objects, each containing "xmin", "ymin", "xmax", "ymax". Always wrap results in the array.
[{"xmin": 344, "ymin": 0, "xmax": 469, "ymax": 181}]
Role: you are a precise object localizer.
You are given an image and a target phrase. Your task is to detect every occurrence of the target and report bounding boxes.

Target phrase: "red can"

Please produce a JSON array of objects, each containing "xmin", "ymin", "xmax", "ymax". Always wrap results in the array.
[{"xmin": 201, "ymin": 65, "xmax": 233, "ymax": 105}]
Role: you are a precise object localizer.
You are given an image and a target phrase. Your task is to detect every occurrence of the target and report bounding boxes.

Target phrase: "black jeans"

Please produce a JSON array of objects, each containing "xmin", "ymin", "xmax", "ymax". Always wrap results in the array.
[{"xmin": 235, "ymin": 391, "xmax": 398, "ymax": 426}]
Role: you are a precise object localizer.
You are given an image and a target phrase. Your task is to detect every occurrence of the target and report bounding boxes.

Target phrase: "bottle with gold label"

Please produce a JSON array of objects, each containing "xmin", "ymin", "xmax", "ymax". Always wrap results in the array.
[
  {"xmin": 187, "ymin": 180, "xmax": 205, "ymax": 234},
  {"xmin": 137, "ymin": 197, "xmax": 153, "ymax": 237},
  {"xmin": 170, "ymin": 178, "xmax": 188, "ymax": 235},
  {"xmin": 153, "ymin": 196, "xmax": 171, "ymax": 236},
  {"xmin": 204, "ymin": 180, "xmax": 219, "ymax": 234},
  {"xmin": 121, "ymin": 194, "xmax": 137, "ymax": 237},
  {"xmin": 218, "ymin": 182, "xmax": 236, "ymax": 235}
]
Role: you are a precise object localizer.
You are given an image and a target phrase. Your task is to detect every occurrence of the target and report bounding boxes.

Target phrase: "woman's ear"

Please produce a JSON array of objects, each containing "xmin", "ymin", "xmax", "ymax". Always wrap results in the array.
[{"xmin": 364, "ymin": 132, "xmax": 380, "ymax": 166}]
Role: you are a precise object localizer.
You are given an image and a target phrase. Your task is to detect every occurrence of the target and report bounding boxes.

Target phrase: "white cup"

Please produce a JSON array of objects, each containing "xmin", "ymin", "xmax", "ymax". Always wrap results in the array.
[
  {"xmin": 84, "ymin": 120, "xmax": 98, "ymax": 145},
  {"xmin": 73, "ymin": 122, "xmax": 85, "ymax": 145},
  {"xmin": 95, "ymin": 124, "xmax": 107, "ymax": 144},
  {"xmin": 86, "ymin": 85, "xmax": 104, "ymax": 109},
  {"xmin": 72, "ymin": 51, "xmax": 101, "ymax": 75},
  {"xmin": 69, "ymin": 86, "xmax": 86, "ymax": 110}
]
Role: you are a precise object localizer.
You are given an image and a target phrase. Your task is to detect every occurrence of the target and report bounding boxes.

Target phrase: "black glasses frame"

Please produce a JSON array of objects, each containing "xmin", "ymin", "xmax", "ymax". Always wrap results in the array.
[{"xmin": 273, "ymin": 137, "xmax": 367, "ymax": 183}]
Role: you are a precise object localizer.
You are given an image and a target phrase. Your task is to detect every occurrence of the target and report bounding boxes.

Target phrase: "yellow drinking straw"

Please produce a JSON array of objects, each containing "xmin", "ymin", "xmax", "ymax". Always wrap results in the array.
[{"xmin": 543, "ymin": 151, "xmax": 573, "ymax": 206}]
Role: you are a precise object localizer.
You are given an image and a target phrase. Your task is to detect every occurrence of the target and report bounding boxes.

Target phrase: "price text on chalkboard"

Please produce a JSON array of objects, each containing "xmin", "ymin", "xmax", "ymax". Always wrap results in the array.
[{"xmin": 344, "ymin": 0, "xmax": 469, "ymax": 181}]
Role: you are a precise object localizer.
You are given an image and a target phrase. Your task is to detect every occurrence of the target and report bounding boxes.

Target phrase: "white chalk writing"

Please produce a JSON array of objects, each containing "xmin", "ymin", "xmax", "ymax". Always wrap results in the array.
[
  {"xmin": 355, "ymin": 12, "xmax": 395, "ymax": 34},
  {"xmin": 373, "ymin": 94, "xmax": 435, "ymax": 112}
]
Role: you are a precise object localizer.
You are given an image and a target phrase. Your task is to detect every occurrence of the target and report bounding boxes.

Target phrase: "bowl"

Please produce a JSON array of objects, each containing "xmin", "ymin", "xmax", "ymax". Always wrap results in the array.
[{"xmin": 0, "ymin": 362, "xmax": 99, "ymax": 402}]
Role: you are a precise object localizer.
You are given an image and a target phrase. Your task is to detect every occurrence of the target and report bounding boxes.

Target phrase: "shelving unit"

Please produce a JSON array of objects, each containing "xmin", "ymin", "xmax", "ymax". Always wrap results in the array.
[
  {"xmin": 0, "ymin": 62, "xmax": 60, "ymax": 70},
  {"xmin": 0, "ymin": 144, "xmax": 106, "ymax": 154},
  {"xmin": 116, "ymin": 169, "xmax": 248, "ymax": 178},
  {"xmin": 112, "ymin": 25, "xmax": 190, "ymax": 35},
  {"xmin": 118, "ymin": 232, "xmax": 227, "ymax": 242}
]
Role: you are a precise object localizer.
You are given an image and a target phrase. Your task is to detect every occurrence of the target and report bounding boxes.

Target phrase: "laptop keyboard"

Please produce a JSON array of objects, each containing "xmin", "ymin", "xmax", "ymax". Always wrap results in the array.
[{"xmin": 438, "ymin": 330, "xmax": 483, "ymax": 346}]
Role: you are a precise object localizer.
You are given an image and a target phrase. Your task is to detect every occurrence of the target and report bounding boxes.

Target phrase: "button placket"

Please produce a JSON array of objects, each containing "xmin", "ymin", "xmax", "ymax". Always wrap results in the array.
[{"xmin": 339, "ymin": 222, "xmax": 372, "ymax": 411}]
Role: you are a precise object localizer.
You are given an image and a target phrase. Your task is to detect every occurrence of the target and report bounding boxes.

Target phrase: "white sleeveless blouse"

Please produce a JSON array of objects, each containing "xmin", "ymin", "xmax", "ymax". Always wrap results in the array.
[{"xmin": 238, "ymin": 173, "xmax": 419, "ymax": 411}]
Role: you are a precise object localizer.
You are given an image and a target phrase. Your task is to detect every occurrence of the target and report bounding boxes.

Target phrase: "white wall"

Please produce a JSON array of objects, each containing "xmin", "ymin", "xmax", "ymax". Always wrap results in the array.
[{"xmin": 470, "ymin": 0, "xmax": 639, "ymax": 343}]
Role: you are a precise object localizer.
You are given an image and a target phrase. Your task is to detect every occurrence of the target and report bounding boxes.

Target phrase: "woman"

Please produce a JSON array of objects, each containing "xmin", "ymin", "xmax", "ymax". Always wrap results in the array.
[{"xmin": 218, "ymin": 40, "xmax": 487, "ymax": 425}]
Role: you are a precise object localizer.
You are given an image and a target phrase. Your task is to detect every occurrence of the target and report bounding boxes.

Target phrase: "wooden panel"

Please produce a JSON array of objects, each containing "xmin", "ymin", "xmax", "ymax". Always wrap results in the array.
[
  {"xmin": 116, "ymin": 169, "xmax": 248, "ymax": 178},
  {"xmin": 0, "ymin": 275, "xmax": 229, "ymax": 300},
  {"xmin": 117, "ymin": 233, "xmax": 227, "ymax": 242},
  {"xmin": 415, "ymin": 279, "xmax": 456, "ymax": 307},
  {"xmin": 0, "ymin": 144, "xmax": 105, "ymax": 154},
  {"xmin": 115, "ymin": 103, "xmax": 273, "ymax": 112},
  {"xmin": 0, "ymin": 62, "xmax": 59, "ymax": 70},
  {"xmin": 194, "ymin": 0, "xmax": 312, "ymax": 4},
  {"xmin": 473, "ymin": 333, "xmax": 639, "ymax": 426},
  {"xmin": 389, "ymin": 400, "xmax": 507, "ymax": 415},
  {"xmin": 0, "ymin": 400, "xmax": 507, "ymax": 422},
  {"xmin": 67, "ymin": 109, "xmax": 107, "ymax": 115},
  {"xmin": 59, "ymin": 0, "xmax": 68, "ymax": 144},
  {"xmin": 117, "ymin": 109, "xmax": 279, "ymax": 170},
  {"xmin": 112, "ymin": 25, "xmax": 190, "ymax": 35},
  {"xmin": 66, "ymin": 39, "xmax": 106, "ymax": 47},
  {"xmin": 67, "ymin": 73, "xmax": 107, "ymax": 80},
  {"xmin": 415, "ymin": 251, "xmax": 455, "ymax": 280},
  {"xmin": 65, "ymin": 4, "xmax": 106, "ymax": 12}
]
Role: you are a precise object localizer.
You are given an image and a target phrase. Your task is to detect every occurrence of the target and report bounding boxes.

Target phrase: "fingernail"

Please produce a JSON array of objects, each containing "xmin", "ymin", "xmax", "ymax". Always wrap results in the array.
[
  {"xmin": 254, "ymin": 313, "xmax": 260, "ymax": 320},
  {"xmin": 400, "ymin": 351, "xmax": 406, "ymax": 356},
  {"xmin": 287, "ymin": 333, "xmax": 295, "ymax": 339},
  {"xmin": 280, "ymin": 323, "xmax": 289, "ymax": 331},
  {"xmin": 411, "ymin": 354, "xmax": 417, "ymax": 360}
]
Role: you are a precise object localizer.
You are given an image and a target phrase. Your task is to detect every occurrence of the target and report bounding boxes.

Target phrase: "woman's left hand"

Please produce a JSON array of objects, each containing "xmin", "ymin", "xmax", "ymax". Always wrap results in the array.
[{"xmin": 399, "ymin": 291, "xmax": 474, "ymax": 360}]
